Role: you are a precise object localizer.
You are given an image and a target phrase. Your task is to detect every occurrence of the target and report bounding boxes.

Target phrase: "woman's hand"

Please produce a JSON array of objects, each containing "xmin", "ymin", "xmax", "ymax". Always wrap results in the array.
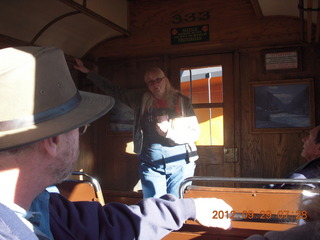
[
  {"xmin": 155, "ymin": 115, "xmax": 170, "ymax": 136},
  {"xmin": 74, "ymin": 58, "xmax": 90, "ymax": 74}
]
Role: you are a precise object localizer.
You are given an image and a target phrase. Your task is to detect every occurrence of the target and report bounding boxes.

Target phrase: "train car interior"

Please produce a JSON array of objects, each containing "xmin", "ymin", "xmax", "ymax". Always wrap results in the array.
[{"xmin": 1, "ymin": 0, "xmax": 320, "ymax": 239}]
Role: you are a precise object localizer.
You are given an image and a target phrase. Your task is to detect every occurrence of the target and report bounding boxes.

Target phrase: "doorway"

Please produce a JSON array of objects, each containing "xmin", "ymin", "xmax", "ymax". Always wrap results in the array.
[{"xmin": 170, "ymin": 53, "xmax": 237, "ymax": 184}]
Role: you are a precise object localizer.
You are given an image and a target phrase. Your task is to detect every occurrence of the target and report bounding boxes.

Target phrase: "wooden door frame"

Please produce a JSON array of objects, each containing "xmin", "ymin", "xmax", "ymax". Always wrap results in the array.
[{"xmin": 168, "ymin": 51, "xmax": 241, "ymax": 179}]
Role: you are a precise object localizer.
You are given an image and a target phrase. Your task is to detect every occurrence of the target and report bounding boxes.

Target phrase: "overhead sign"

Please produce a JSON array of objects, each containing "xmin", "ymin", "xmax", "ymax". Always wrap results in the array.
[{"xmin": 171, "ymin": 24, "xmax": 209, "ymax": 45}]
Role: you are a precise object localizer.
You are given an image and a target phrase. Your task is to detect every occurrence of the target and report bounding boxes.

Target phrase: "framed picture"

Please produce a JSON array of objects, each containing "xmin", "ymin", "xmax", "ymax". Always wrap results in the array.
[
  {"xmin": 250, "ymin": 79, "xmax": 314, "ymax": 133},
  {"xmin": 106, "ymin": 100, "xmax": 134, "ymax": 136},
  {"xmin": 262, "ymin": 47, "xmax": 302, "ymax": 72}
]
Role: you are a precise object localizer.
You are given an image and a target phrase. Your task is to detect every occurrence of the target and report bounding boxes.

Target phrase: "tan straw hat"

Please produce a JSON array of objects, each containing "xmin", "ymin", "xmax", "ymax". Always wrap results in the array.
[{"xmin": 0, "ymin": 46, "xmax": 114, "ymax": 151}]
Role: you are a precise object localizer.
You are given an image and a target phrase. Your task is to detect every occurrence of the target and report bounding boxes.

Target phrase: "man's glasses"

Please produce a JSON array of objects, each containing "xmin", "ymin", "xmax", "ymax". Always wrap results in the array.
[
  {"xmin": 146, "ymin": 77, "xmax": 164, "ymax": 86},
  {"xmin": 79, "ymin": 124, "xmax": 90, "ymax": 135}
]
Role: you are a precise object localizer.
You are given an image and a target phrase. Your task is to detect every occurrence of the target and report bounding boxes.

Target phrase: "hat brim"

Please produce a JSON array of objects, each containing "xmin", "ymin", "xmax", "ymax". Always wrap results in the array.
[{"xmin": 0, "ymin": 91, "xmax": 114, "ymax": 151}]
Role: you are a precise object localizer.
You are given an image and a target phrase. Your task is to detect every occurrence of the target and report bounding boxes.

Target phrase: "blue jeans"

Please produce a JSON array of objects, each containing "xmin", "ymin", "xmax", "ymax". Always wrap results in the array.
[{"xmin": 139, "ymin": 159, "xmax": 196, "ymax": 198}]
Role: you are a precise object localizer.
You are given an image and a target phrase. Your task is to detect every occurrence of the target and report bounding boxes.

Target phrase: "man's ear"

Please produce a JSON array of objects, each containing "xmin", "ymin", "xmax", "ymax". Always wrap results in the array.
[{"xmin": 42, "ymin": 136, "xmax": 61, "ymax": 157}]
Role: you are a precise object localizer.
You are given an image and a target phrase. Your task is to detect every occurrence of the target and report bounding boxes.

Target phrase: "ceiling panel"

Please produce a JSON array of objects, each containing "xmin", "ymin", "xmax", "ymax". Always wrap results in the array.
[
  {"xmin": 0, "ymin": 0, "xmax": 74, "ymax": 43},
  {"xmin": 258, "ymin": 0, "xmax": 300, "ymax": 17},
  {"xmin": 35, "ymin": 14, "xmax": 122, "ymax": 57},
  {"xmin": 0, "ymin": 0, "xmax": 128, "ymax": 57},
  {"xmin": 73, "ymin": 0, "xmax": 128, "ymax": 29}
]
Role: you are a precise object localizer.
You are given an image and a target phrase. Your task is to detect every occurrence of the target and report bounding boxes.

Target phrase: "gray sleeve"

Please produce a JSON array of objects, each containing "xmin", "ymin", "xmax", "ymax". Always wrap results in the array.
[
  {"xmin": 0, "ymin": 203, "xmax": 39, "ymax": 240},
  {"xmin": 246, "ymin": 221, "xmax": 320, "ymax": 240},
  {"xmin": 87, "ymin": 71, "xmax": 144, "ymax": 109}
]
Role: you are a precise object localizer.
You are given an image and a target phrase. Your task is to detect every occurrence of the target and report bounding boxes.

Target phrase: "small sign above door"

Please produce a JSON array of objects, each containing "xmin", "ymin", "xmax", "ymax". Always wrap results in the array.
[{"xmin": 171, "ymin": 24, "xmax": 209, "ymax": 45}]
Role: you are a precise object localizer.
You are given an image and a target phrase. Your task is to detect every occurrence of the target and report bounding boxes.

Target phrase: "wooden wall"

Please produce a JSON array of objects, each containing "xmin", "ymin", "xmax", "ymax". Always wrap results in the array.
[
  {"xmin": 78, "ymin": 0, "xmax": 320, "ymax": 192},
  {"xmin": 89, "ymin": 0, "xmax": 302, "ymax": 59},
  {"xmin": 239, "ymin": 46, "xmax": 320, "ymax": 179}
]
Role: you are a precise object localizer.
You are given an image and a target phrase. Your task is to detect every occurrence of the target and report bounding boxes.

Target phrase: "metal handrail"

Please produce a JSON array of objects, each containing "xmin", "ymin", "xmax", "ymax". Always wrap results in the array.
[
  {"xmin": 70, "ymin": 171, "xmax": 105, "ymax": 205},
  {"xmin": 179, "ymin": 176, "xmax": 320, "ymax": 198},
  {"xmin": 71, "ymin": 171, "xmax": 102, "ymax": 193}
]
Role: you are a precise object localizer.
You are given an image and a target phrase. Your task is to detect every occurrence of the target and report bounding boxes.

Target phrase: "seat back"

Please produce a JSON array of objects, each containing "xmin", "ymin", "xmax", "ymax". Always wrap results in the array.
[
  {"xmin": 56, "ymin": 171, "xmax": 105, "ymax": 205},
  {"xmin": 163, "ymin": 177, "xmax": 320, "ymax": 240},
  {"xmin": 179, "ymin": 176, "xmax": 320, "ymax": 231},
  {"xmin": 184, "ymin": 185, "xmax": 303, "ymax": 231}
]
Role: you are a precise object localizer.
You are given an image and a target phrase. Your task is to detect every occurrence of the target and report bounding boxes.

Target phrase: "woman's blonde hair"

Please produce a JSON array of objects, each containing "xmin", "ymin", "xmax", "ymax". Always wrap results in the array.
[{"xmin": 144, "ymin": 67, "xmax": 180, "ymax": 111}]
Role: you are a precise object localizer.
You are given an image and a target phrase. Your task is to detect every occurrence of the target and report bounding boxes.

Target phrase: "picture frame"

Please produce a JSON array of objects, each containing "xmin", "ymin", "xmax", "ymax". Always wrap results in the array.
[
  {"xmin": 106, "ymin": 100, "xmax": 134, "ymax": 136},
  {"xmin": 262, "ymin": 47, "xmax": 302, "ymax": 72},
  {"xmin": 250, "ymin": 79, "xmax": 314, "ymax": 133}
]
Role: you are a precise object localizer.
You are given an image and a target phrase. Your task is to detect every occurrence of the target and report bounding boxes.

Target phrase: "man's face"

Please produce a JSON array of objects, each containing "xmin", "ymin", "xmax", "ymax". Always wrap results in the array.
[
  {"xmin": 301, "ymin": 126, "xmax": 320, "ymax": 161},
  {"xmin": 49, "ymin": 129, "xmax": 80, "ymax": 183}
]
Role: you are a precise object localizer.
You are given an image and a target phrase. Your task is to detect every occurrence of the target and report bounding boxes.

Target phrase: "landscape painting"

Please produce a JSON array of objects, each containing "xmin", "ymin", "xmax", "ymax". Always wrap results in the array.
[{"xmin": 251, "ymin": 79, "xmax": 314, "ymax": 133}]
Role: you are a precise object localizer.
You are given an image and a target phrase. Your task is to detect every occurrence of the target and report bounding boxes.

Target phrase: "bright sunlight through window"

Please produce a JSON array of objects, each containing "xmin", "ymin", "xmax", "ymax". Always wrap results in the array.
[{"xmin": 180, "ymin": 66, "xmax": 224, "ymax": 146}]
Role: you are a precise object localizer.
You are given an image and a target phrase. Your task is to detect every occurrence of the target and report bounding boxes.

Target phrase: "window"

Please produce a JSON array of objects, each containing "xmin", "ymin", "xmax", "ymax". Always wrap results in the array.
[{"xmin": 180, "ymin": 66, "xmax": 223, "ymax": 146}]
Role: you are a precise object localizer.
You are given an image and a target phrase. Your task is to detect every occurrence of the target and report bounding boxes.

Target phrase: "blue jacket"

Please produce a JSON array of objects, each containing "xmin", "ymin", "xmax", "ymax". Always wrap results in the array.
[
  {"xmin": 267, "ymin": 157, "xmax": 320, "ymax": 189},
  {"xmin": 49, "ymin": 193, "xmax": 196, "ymax": 239}
]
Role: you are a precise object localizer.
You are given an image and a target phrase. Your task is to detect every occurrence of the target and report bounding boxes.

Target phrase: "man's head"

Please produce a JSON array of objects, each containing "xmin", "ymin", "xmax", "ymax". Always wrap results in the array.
[
  {"xmin": 0, "ymin": 46, "xmax": 114, "ymax": 151},
  {"xmin": 0, "ymin": 47, "xmax": 114, "ymax": 204},
  {"xmin": 0, "ymin": 46, "xmax": 115, "ymax": 208},
  {"xmin": 301, "ymin": 125, "xmax": 320, "ymax": 161}
]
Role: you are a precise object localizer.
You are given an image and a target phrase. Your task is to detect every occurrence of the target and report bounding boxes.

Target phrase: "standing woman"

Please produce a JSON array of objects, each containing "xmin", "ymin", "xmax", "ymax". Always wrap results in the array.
[{"xmin": 75, "ymin": 60, "xmax": 200, "ymax": 198}]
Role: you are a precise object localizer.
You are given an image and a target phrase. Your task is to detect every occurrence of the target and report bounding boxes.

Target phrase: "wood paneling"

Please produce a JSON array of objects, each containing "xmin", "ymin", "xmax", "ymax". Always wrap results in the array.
[
  {"xmin": 89, "ymin": 0, "xmax": 301, "ymax": 59},
  {"xmin": 238, "ymin": 45, "xmax": 320, "ymax": 181}
]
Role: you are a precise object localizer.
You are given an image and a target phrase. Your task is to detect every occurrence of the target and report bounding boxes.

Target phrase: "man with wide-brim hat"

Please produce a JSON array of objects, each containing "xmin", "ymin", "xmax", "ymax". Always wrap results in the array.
[{"xmin": 0, "ymin": 46, "xmax": 232, "ymax": 239}]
